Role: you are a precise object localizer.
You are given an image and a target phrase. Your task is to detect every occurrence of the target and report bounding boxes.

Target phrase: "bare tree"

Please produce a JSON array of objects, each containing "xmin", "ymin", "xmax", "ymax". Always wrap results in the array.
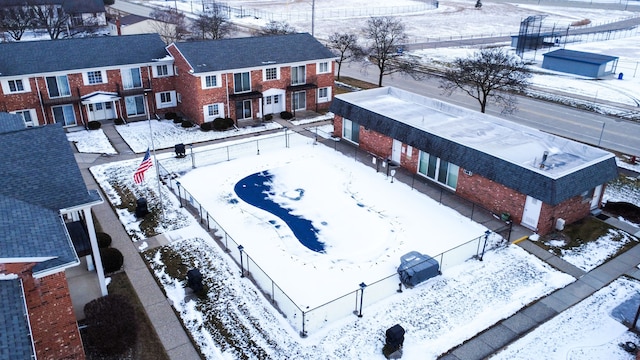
[
  {"xmin": 0, "ymin": 7, "xmax": 33, "ymax": 41},
  {"xmin": 327, "ymin": 32, "xmax": 365, "ymax": 81},
  {"xmin": 440, "ymin": 47, "xmax": 532, "ymax": 113},
  {"xmin": 150, "ymin": 8, "xmax": 189, "ymax": 44},
  {"xmin": 362, "ymin": 16, "xmax": 420, "ymax": 87},
  {"xmin": 30, "ymin": 3, "xmax": 69, "ymax": 39},
  {"xmin": 190, "ymin": 6, "xmax": 233, "ymax": 40},
  {"xmin": 255, "ymin": 20, "xmax": 296, "ymax": 36}
]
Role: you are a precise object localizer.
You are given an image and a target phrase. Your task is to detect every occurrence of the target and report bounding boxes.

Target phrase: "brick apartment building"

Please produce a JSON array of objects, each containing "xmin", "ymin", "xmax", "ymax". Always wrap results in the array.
[
  {"xmin": 0, "ymin": 33, "xmax": 336, "ymax": 128},
  {"xmin": 0, "ymin": 113, "xmax": 105, "ymax": 359},
  {"xmin": 330, "ymin": 87, "xmax": 619, "ymax": 235},
  {"xmin": 166, "ymin": 33, "xmax": 336, "ymax": 125}
]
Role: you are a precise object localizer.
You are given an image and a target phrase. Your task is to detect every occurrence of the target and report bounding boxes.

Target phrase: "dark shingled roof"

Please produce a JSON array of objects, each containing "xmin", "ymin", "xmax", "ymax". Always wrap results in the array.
[
  {"xmin": 0, "ymin": 112, "xmax": 26, "ymax": 133},
  {"xmin": 0, "ymin": 280, "xmax": 34, "ymax": 360},
  {"xmin": 330, "ymin": 91, "xmax": 618, "ymax": 206},
  {"xmin": 171, "ymin": 33, "xmax": 336, "ymax": 73},
  {"xmin": 0, "ymin": 34, "xmax": 168, "ymax": 77},
  {"xmin": 542, "ymin": 49, "xmax": 618, "ymax": 65},
  {"xmin": 0, "ymin": 0, "xmax": 105, "ymax": 13},
  {"xmin": 0, "ymin": 123, "xmax": 101, "ymax": 273}
]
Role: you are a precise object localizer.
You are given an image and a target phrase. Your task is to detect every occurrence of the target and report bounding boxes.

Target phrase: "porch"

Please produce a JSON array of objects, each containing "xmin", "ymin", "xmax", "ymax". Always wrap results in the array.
[{"xmin": 66, "ymin": 256, "xmax": 103, "ymax": 320}]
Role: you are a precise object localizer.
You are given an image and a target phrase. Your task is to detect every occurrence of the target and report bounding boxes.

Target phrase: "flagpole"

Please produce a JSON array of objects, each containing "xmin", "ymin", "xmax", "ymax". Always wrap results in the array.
[{"xmin": 145, "ymin": 92, "xmax": 165, "ymax": 224}]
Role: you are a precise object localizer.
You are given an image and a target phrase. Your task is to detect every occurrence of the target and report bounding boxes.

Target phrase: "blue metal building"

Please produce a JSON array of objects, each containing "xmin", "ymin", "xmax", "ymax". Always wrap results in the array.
[{"xmin": 541, "ymin": 49, "xmax": 619, "ymax": 78}]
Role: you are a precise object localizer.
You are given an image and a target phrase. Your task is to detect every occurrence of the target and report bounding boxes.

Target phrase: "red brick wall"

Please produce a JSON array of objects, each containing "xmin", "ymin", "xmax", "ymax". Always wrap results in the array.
[
  {"xmin": 1, "ymin": 264, "xmax": 85, "ymax": 360},
  {"xmin": 332, "ymin": 121, "xmax": 595, "ymax": 235}
]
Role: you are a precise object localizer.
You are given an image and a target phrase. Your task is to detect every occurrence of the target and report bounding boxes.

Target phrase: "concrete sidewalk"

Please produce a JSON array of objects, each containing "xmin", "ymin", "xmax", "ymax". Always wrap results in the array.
[
  {"xmin": 74, "ymin": 123, "xmax": 200, "ymax": 359},
  {"xmin": 440, "ymin": 222, "xmax": 640, "ymax": 360}
]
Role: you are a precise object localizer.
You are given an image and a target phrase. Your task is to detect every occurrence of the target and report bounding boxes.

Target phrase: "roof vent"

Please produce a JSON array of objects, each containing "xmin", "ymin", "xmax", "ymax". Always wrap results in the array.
[{"xmin": 540, "ymin": 151, "xmax": 549, "ymax": 169}]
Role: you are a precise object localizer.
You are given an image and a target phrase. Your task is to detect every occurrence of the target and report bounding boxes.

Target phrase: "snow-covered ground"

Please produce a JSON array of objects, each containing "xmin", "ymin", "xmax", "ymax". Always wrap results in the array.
[{"xmin": 69, "ymin": 0, "xmax": 640, "ymax": 358}]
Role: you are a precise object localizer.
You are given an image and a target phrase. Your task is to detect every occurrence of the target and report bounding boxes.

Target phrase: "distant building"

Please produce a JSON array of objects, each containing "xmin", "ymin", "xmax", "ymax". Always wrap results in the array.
[
  {"xmin": 330, "ymin": 87, "xmax": 618, "ymax": 235},
  {"xmin": 542, "ymin": 49, "xmax": 619, "ymax": 78},
  {"xmin": 0, "ymin": 0, "xmax": 107, "ymax": 29},
  {"xmin": 0, "ymin": 32, "xmax": 336, "ymax": 128}
]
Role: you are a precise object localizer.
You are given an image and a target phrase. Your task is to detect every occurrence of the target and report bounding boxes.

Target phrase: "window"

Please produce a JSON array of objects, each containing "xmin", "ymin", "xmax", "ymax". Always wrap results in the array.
[
  {"xmin": 13, "ymin": 109, "xmax": 35, "ymax": 127},
  {"xmin": 125, "ymin": 95, "xmax": 145, "ymax": 116},
  {"xmin": 205, "ymin": 75, "xmax": 218, "ymax": 88},
  {"xmin": 293, "ymin": 91, "xmax": 306, "ymax": 110},
  {"xmin": 291, "ymin": 65, "xmax": 306, "ymax": 85},
  {"xmin": 157, "ymin": 65, "xmax": 169, "ymax": 76},
  {"xmin": 235, "ymin": 99, "xmax": 251, "ymax": 119},
  {"xmin": 52, "ymin": 104, "xmax": 75, "ymax": 126},
  {"xmin": 46, "ymin": 75, "xmax": 71, "ymax": 98},
  {"xmin": 156, "ymin": 91, "xmax": 176, "ymax": 108},
  {"xmin": 208, "ymin": 104, "xmax": 219, "ymax": 116},
  {"xmin": 8, "ymin": 80, "xmax": 24, "ymax": 92},
  {"xmin": 418, "ymin": 151, "xmax": 459, "ymax": 189},
  {"xmin": 121, "ymin": 68, "xmax": 142, "ymax": 89},
  {"xmin": 204, "ymin": 103, "xmax": 224, "ymax": 120},
  {"xmin": 342, "ymin": 118, "xmax": 359, "ymax": 144},
  {"xmin": 265, "ymin": 67, "xmax": 278, "ymax": 80},
  {"xmin": 233, "ymin": 72, "xmax": 251, "ymax": 93},
  {"xmin": 317, "ymin": 61, "xmax": 329, "ymax": 74},
  {"xmin": 87, "ymin": 71, "xmax": 103, "ymax": 84},
  {"xmin": 318, "ymin": 87, "xmax": 331, "ymax": 103}
]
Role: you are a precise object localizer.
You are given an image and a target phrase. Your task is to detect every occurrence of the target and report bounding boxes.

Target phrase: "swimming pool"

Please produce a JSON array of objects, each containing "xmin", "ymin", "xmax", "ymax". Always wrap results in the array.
[{"xmin": 234, "ymin": 171, "xmax": 325, "ymax": 252}]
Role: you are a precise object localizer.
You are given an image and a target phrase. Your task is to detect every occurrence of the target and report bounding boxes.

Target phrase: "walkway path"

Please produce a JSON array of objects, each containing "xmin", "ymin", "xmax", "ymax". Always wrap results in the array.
[
  {"xmin": 73, "ymin": 117, "xmax": 640, "ymax": 360},
  {"xmin": 440, "ymin": 216, "xmax": 640, "ymax": 360}
]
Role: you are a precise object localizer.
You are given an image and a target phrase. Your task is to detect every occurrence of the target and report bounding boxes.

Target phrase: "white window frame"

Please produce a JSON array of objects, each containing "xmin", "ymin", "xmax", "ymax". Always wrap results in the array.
[
  {"xmin": 11, "ymin": 109, "xmax": 37, "ymax": 127},
  {"xmin": 203, "ymin": 103, "xmax": 225, "ymax": 121},
  {"xmin": 291, "ymin": 65, "xmax": 306, "ymax": 86},
  {"xmin": 121, "ymin": 67, "xmax": 143, "ymax": 90},
  {"xmin": 153, "ymin": 64, "xmax": 172, "ymax": 77},
  {"xmin": 317, "ymin": 61, "xmax": 330, "ymax": 74},
  {"xmin": 317, "ymin": 86, "xmax": 331, "ymax": 103},
  {"xmin": 156, "ymin": 90, "xmax": 177, "ymax": 109},
  {"xmin": 202, "ymin": 74, "xmax": 220, "ymax": 89},
  {"xmin": 83, "ymin": 70, "xmax": 105, "ymax": 85},
  {"xmin": 125, "ymin": 95, "xmax": 146, "ymax": 116},
  {"xmin": 233, "ymin": 71, "xmax": 251, "ymax": 93},
  {"xmin": 263, "ymin": 67, "xmax": 279, "ymax": 81},
  {"xmin": 417, "ymin": 151, "xmax": 459, "ymax": 190},
  {"xmin": 3, "ymin": 78, "xmax": 30, "ymax": 93},
  {"xmin": 51, "ymin": 104, "xmax": 76, "ymax": 126},
  {"xmin": 46, "ymin": 75, "xmax": 71, "ymax": 98}
]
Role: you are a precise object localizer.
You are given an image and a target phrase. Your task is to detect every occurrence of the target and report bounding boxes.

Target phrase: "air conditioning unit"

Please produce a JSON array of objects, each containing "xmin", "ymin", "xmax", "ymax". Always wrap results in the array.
[
  {"xmin": 463, "ymin": 169, "xmax": 473, "ymax": 176},
  {"xmin": 555, "ymin": 218, "xmax": 566, "ymax": 231}
]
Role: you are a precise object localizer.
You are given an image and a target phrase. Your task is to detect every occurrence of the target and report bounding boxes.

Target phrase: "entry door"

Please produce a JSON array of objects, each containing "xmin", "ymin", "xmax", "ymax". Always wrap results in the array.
[
  {"xmin": 88, "ymin": 102, "xmax": 115, "ymax": 121},
  {"xmin": 391, "ymin": 139, "xmax": 402, "ymax": 164},
  {"xmin": 264, "ymin": 95, "xmax": 283, "ymax": 115},
  {"xmin": 590, "ymin": 185, "xmax": 603, "ymax": 210},
  {"xmin": 293, "ymin": 91, "xmax": 306, "ymax": 111},
  {"xmin": 521, "ymin": 196, "xmax": 542, "ymax": 230}
]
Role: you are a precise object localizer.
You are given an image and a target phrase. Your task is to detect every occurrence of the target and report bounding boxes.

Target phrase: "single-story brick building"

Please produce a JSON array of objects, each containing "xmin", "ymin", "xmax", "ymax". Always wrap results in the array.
[{"xmin": 329, "ymin": 87, "xmax": 618, "ymax": 235}]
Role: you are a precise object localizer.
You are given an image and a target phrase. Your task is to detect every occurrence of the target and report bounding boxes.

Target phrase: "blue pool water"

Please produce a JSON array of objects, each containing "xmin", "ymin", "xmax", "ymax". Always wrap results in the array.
[{"xmin": 234, "ymin": 171, "xmax": 325, "ymax": 253}]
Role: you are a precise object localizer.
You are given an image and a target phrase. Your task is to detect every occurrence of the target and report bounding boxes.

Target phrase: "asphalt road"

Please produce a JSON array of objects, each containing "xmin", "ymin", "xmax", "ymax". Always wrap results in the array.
[{"xmin": 340, "ymin": 64, "xmax": 640, "ymax": 155}]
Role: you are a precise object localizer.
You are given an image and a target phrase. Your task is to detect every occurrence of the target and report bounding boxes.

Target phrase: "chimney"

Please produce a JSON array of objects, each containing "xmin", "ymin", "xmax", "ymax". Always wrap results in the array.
[{"xmin": 116, "ymin": 17, "xmax": 121, "ymax": 36}]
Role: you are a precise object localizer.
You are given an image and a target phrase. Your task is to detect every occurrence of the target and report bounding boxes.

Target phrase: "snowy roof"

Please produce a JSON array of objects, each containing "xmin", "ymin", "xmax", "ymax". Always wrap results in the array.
[
  {"xmin": 330, "ymin": 87, "xmax": 618, "ymax": 205},
  {"xmin": 170, "ymin": 33, "xmax": 336, "ymax": 74},
  {"xmin": 542, "ymin": 49, "xmax": 618, "ymax": 65}
]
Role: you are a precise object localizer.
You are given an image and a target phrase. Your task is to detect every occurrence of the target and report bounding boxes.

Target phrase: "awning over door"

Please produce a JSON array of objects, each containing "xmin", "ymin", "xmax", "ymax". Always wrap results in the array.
[{"xmin": 81, "ymin": 91, "xmax": 121, "ymax": 105}]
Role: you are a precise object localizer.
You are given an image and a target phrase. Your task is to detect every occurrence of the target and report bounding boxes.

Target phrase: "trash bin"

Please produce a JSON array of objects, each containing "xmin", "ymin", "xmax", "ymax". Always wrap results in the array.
[
  {"xmin": 385, "ymin": 324, "xmax": 405, "ymax": 351},
  {"xmin": 618, "ymin": 72, "xmax": 624, "ymax": 80},
  {"xmin": 175, "ymin": 143, "xmax": 186, "ymax": 158},
  {"xmin": 187, "ymin": 268, "xmax": 203, "ymax": 293},
  {"xmin": 135, "ymin": 197, "xmax": 149, "ymax": 218}
]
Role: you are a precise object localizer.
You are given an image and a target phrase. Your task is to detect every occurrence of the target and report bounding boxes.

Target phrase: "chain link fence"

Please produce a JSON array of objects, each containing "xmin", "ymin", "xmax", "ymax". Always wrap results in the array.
[{"xmin": 156, "ymin": 127, "xmax": 509, "ymax": 336}]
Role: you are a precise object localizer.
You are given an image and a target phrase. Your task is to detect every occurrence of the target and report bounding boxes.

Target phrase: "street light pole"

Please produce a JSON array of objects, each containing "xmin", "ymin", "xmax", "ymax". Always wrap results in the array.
[
  {"xmin": 238, "ymin": 245, "xmax": 245, "ymax": 277},
  {"xmin": 358, "ymin": 282, "xmax": 367, "ymax": 317}
]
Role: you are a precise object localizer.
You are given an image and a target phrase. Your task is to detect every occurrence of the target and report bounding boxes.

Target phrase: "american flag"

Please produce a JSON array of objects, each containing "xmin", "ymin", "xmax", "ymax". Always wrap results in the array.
[{"xmin": 133, "ymin": 148, "xmax": 153, "ymax": 184}]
